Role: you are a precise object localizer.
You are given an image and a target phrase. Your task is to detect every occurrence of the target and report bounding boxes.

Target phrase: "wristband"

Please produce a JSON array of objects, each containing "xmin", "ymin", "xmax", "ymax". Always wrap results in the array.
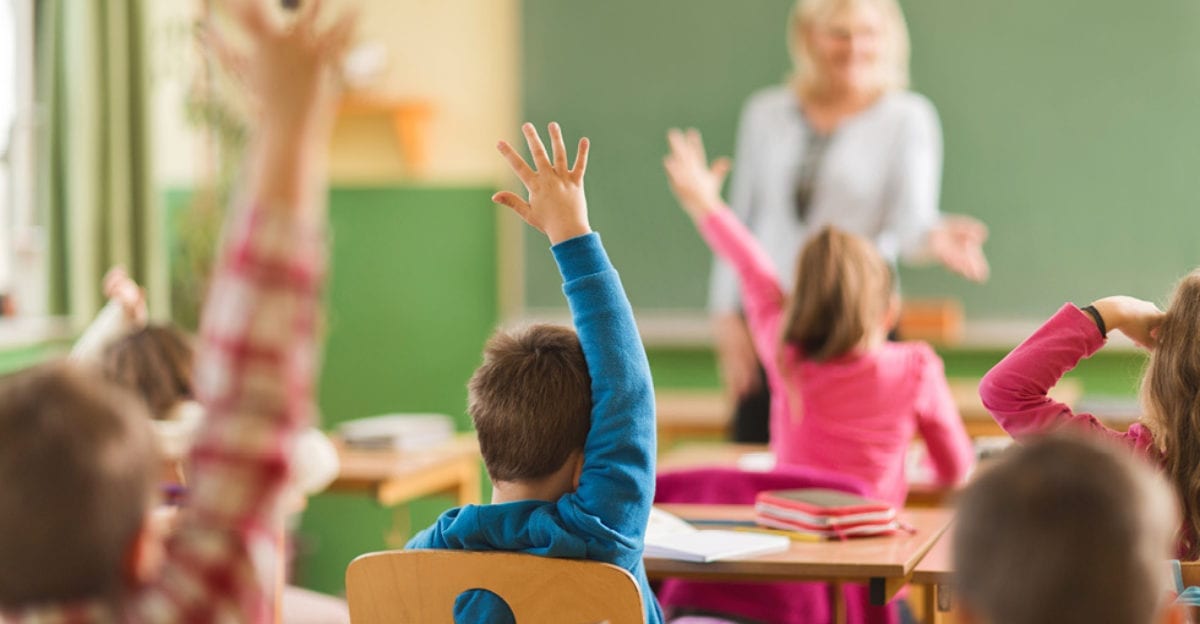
[{"xmin": 1080, "ymin": 304, "xmax": 1107, "ymax": 337}]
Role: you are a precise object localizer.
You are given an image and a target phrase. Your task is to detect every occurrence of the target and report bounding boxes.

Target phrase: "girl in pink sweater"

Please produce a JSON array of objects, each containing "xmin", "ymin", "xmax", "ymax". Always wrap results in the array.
[
  {"xmin": 979, "ymin": 283, "xmax": 1200, "ymax": 559},
  {"xmin": 664, "ymin": 129, "xmax": 973, "ymax": 506}
]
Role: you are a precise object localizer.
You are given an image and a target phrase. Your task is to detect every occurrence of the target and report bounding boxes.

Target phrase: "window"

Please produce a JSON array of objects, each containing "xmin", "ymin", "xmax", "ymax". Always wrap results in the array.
[{"xmin": 1, "ymin": 0, "xmax": 43, "ymax": 320}]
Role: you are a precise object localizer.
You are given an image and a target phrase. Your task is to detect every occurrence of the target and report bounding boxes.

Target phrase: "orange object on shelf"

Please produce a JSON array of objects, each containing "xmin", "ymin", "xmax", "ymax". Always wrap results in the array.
[
  {"xmin": 897, "ymin": 298, "xmax": 964, "ymax": 345},
  {"xmin": 339, "ymin": 94, "xmax": 435, "ymax": 175}
]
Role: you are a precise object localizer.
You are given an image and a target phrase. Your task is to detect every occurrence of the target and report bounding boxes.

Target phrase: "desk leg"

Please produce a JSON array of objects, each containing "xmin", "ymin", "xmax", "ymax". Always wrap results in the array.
[
  {"xmin": 457, "ymin": 459, "xmax": 482, "ymax": 506},
  {"xmin": 919, "ymin": 583, "xmax": 954, "ymax": 624},
  {"xmin": 830, "ymin": 582, "xmax": 846, "ymax": 624},
  {"xmin": 384, "ymin": 504, "xmax": 413, "ymax": 549}
]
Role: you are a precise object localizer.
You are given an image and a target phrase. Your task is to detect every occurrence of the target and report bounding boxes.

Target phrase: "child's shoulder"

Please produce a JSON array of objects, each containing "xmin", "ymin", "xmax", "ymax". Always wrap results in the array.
[{"xmin": 877, "ymin": 339, "xmax": 943, "ymax": 369}]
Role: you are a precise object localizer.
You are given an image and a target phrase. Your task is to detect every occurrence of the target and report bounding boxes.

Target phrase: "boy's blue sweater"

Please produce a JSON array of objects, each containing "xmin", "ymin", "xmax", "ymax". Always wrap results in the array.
[{"xmin": 406, "ymin": 233, "xmax": 662, "ymax": 624}]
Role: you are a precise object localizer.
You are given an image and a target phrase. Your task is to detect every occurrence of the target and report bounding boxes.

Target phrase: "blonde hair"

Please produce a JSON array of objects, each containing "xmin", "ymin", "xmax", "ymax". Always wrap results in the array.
[
  {"xmin": 1141, "ymin": 269, "xmax": 1200, "ymax": 558},
  {"xmin": 787, "ymin": 0, "xmax": 911, "ymax": 100},
  {"xmin": 779, "ymin": 226, "xmax": 894, "ymax": 362}
]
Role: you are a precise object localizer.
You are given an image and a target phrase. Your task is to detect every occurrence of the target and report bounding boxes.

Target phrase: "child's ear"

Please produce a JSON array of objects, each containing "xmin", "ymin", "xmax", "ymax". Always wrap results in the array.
[
  {"xmin": 571, "ymin": 451, "xmax": 585, "ymax": 490},
  {"xmin": 123, "ymin": 508, "xmax": 171, "ymax": 587},
  {"xmin": 883, "ymin": 293, "xmax": 901, "ymax": 332}
]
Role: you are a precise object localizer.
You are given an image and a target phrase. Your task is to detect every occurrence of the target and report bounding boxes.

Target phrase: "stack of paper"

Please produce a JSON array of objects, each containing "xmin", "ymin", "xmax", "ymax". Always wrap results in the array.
[
  {"xmin": 338, "ymin": 414, "xmax": 454, "ymax": 452},
  {"xmin": 644, "ymin": 507, "xmax": 790, "ymax": 563}
]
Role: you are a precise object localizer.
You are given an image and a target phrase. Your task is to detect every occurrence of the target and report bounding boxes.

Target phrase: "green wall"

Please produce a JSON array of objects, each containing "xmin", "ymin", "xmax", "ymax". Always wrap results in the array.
[
  {"xmin": 298, "ymin": 186, "xmax": 499, "ymax": 593},
  {"xmin": 521, "ymin": 0, "xmax": 1200, "ymax": 319},
  {"xmin": 167, "ymin": 184, "xmax": 500, "ymax": 595}
]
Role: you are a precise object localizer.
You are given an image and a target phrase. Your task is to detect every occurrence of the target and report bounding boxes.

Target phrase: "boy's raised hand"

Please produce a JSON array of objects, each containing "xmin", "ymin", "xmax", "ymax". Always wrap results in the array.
[
  {"xmin": 494, "ymin": 122, "xmax": 592, "ymax": 244},
  {"xmin": 663, "ymin": 128, "xmax": 730, "ymax": 222}
]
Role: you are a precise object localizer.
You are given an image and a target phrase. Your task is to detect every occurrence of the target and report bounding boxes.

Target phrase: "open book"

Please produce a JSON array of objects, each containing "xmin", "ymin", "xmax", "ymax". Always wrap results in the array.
[{"xmin": 643, "ymin": 507, "xmax": 790, "ymax": 563}]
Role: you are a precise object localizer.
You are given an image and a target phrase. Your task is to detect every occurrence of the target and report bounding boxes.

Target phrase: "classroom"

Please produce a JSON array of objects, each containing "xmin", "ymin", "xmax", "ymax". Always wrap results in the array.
[{"xmin": 0, "ymin": 0, "xmax": 1198, "ymax": 622}]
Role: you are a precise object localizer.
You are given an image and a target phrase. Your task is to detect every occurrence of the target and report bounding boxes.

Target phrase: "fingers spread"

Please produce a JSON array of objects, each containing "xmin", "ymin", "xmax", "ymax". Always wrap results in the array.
[
  {"xmin": 570, "ymin": 137, "xmax": 590, "ymax": 181},
  {"xmin": 318, "ymin": 9, "xmax": 358, "ymax": 58},
  {"xmin": 548, "ymin": 122, "xmax": 568, "ymax": 172},
  {"xmin": 492, "ymin": 191, "xmax": 532, "ymax": 221},
  {"xmin": 521, "ymin": 122, "xmax": 552, "ymax": 171},
  {"xmin": 496, "ymin": 140, "xmax": 536, "ymax": 185},
  {"xmin": 710, "ymin": 157, "xmax": 732, "ymax": 183}
]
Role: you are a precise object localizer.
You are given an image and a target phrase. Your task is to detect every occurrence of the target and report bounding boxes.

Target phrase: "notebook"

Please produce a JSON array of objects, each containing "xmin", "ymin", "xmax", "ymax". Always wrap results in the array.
[
  {"xmin": 644, "ymin": 507, "xmax": 791, "ymax": 563},
  {"xmin": 754, "ymin": 489, "xmax": 901, "ymax": 538},
  {"xmin": 338, "ymin": 413, "xmax": 454, "ymax": 451}
]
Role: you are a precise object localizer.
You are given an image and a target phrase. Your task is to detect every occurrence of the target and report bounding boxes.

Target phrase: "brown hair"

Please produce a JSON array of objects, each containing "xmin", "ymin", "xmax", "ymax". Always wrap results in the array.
[
  {"xmin": 1142, "ymin": 270, "xmax": 1200, "ymax": 559},
  {"xmin": 0, "ymin": 362, "xmax": 158, "ymax": 607},
  {"xmin": 468, "ymin": 324, "xmax": 592, "ymax": 483},
  {"xmin": 780, "ymin": 226, "xmax": 894, "ymax": 362},
  {"xmin": 954, "ymin": 434, "xmax": 1176, "ymax": 624},
  {"xmin": 101, "ymin": 324, "xmax": 194, "ymax": 420}
]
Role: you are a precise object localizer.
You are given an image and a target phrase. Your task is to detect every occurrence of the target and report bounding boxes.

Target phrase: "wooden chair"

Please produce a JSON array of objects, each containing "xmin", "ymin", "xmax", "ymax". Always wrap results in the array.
[{"xmin": 345, "ymin": 550, "xmax": 645, "ymax": 624}]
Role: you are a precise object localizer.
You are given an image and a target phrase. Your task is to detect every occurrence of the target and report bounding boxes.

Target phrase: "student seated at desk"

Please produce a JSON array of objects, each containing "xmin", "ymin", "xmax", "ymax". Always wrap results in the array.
[
  {"xmin": 406, "ymin": 122, "xmax": 663, "ymax": 624},
  {"xmin": 72, "ymin": 267, "xmax": 340, "ymax": 503},
  {"xmin": 0, "ymin": 2, "xmax": 352, "ymax": 620},
  {"xmin": 980, "ymin": 282, "xmax": 1200, "ymax": 559},
  {"xmin": 662, "ymin": 130, "xmax": 974, "ymax": 509},
  {"xmin": 954, "ymin": 434, "xmax": 1184, "ymax": 624}
]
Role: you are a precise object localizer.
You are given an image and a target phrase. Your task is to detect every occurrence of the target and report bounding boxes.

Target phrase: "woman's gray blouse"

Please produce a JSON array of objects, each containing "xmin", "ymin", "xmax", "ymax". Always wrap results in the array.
[{"xmin": 709, "ymin": 85, "xmax": 943, "ymax": 314}]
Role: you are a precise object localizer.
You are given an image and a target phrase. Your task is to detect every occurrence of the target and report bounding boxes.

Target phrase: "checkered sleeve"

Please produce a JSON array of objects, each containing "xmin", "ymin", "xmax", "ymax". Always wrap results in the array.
[{"xmin": 132, "ymin": 203, "xmax": 325, "ymax": 623}]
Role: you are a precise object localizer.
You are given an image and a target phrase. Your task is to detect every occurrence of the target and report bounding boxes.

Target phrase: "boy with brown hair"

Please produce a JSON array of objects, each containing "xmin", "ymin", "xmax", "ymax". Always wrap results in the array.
[
  {"xmin": 954, "ymin": 434, "xmax": 1184, "ymax": 624},
  {"xmin": 0, "ymin": 0, "xmax": 353, "ymax": 619},
  {"xmin": 407, "ymin": 122, "xmax": 663, "ymax": 623}
]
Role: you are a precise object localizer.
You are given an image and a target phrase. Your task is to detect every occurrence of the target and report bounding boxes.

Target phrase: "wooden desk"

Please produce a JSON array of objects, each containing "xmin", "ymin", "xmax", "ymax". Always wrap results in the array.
[
  {"xmin": 330, "ymin": 434, "xmax": 481, "ymax": 507},
  {"xmin": 645, "ymin": 504, "xmax": 954, "ymax": 610},
  {"xmin": 328, "ymin": 435, "xmax": 482, "ymax": 545},
  {"xmin": 911, "ymin": 527, "xmax": 955, "ymax": 624}
]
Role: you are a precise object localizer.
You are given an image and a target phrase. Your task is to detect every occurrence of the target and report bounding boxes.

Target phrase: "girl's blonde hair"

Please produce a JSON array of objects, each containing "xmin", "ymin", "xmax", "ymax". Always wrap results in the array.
[
  {"xmin": 787, "ymin": 0, "xmax": 911, "ymax": 100},
  {"xmin": 779, "ymin": 226, "xmax": 893, "ymax": 362},
  {"xmin": 1141, "ymin": 270, "xmax": 1200, "ymax": 559}
]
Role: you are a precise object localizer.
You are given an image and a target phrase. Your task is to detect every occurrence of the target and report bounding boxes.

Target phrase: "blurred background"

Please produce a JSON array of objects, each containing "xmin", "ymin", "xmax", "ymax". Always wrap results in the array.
[{"xmin": 6, "ymin": 0, "xmax": 1200, "ymax": 596}]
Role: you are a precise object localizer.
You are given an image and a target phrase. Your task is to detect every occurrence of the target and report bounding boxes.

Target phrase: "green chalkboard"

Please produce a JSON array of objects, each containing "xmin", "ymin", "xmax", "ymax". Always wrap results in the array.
[{"xmin": 522, "ymin": 0, "xmax": 1200, "ymax": 320}]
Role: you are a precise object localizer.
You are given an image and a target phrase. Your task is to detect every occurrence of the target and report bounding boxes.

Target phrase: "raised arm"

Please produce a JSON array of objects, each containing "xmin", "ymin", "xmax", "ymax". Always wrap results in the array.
[
  {"xmin": 139, "ymin": 1, "xmax": 354, "ymax": 620},
  {"xmin": 493, "ymin": 123, "xmax": 656, "ymax": 543},
  {"xmin": 70, "ymin": 268, "xmax": 147, "ymax": 363},
  {"xmin": 664, "ymin": 129, "xmax": 787, "ymax": 375},
  {"xmin": 979, "ymin": 299, "xmax": 1161, "ymax": 442}
]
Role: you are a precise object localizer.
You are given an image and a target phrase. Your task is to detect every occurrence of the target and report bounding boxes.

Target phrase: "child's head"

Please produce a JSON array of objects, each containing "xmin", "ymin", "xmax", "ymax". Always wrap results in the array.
[
  {"xmin": 780, "ymin": 226, "xmax": 896, "ymax": 361},
  {"xmin": 101, "ymin": 324, "xmax": 194, "ymax": 420},
  {"xmin": 1142, "ymin": 270, "xmax": 1200, "ymax": 559},
  {"xmin": 0, "ymin": 362, "xmax": 159, "ymax": 607},
  {"xmin": 954, "ymin": 434, "xmax": 1178, "ymax": 624},
  {"xmin": 468, "ymin": 324, "xmax": 592, "ymax": 493}
]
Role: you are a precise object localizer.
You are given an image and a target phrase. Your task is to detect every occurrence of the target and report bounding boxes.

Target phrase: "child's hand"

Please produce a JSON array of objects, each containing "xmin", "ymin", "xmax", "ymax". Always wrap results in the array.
[
  {"xmin": 103, "ymin": 266, "xmax": 147, "ymax": 325},
  {"xmin": 663, "ymin": 128, "xmax": 731, "ymax": 222},
  {"xmin": 1090, "ymin": 296, "xmax": 1165, "ymax": 349},
  {"xmin": 212, "ymin": 0, "xmax": 356, "ymax": 140},
  {"xmin": 493, "ymin": 122, "xmax": 591, "ymax": 244}
]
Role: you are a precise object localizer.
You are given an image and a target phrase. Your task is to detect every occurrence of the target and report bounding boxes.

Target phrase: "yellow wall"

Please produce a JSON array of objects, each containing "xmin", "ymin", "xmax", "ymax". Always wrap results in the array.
[{"xmin": 148, "ymin": 0, "xmax": 521, "ymax": 187}]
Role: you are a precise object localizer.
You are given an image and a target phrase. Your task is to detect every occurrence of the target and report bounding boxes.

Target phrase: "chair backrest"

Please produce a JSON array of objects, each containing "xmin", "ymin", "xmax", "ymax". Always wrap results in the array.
[{"xmin": 346, "ymin": 550, "xmax": 645, "ymax": 624}]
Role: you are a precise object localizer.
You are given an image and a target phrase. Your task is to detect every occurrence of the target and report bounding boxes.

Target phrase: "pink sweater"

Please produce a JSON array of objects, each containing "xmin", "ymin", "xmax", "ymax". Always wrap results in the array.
[
  {"xmin": 979, "ymin": 303, "xmax": 1160, "ymax": 456},
  {"xmin": 700, "ymin": 209, "xmax": 973, "ymax": 505}
]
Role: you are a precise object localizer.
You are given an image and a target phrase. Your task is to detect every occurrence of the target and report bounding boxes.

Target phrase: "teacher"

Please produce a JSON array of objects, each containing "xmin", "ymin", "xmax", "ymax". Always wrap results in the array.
[{"xmin": 713, "ymin": 0, "xmax": 989, "ymax": 442}]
